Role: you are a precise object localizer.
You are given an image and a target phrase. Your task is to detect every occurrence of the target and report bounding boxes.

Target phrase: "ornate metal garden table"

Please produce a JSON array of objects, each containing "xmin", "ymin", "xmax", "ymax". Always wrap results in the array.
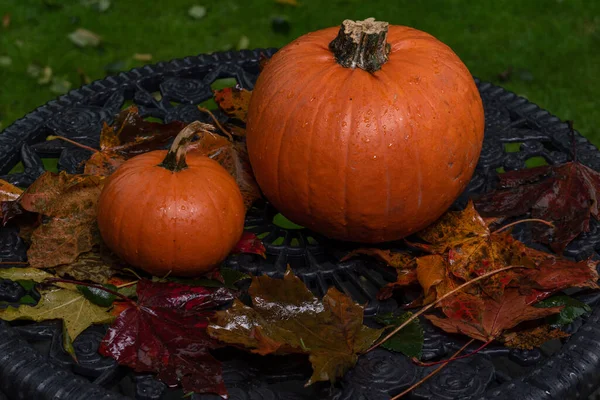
[{"xmin": 1, "ymin": 49, "xmax": 600, "ymax": 400}]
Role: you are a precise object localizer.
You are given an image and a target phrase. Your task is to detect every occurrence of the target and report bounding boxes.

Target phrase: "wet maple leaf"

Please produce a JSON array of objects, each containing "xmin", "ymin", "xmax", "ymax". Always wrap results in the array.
[
  {"xmin": 426, "ymin": 289, "xmax": 562, "ymax": 342},
  {"xmin": 232, "ymin": 232, "xmax": 266, "ymax": 257},
  {"xmin": 84, "ymin": 106, "xmax": 186, "ymax": 176},
  {"xmin": 188, "ymin": 132, "xmax": 261, "ymax": 209},
  {"xmin": 410, "ymin": 202, "xmax": 533, "ymax": 299},
  {"xmin": 213, "ymin": 87, "xmax": 252, "ymax": 122},
  {"xmin": 502, "ymin": 324, "xmax": 570, "ymax": 350},
  {"xmin": 99, "ymin": 279, "xmax": 234, "ymax": 397},
  {"xmin": 6, "ymin": 171, "xmax": 105, "ymax": 268},
  {"xmin": 474, "ymin": 160, "xmax": 600, "ymax": 253},
  {"xmin": 341, "ymin": 248, "xmax": 417, "ymax": 300},
  {"xmin": 208, "ymin": 268, "xmax": 382, "ymax": 385}
]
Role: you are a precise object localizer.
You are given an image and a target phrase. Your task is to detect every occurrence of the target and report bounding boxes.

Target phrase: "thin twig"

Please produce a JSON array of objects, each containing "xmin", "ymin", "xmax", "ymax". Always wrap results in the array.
[
  {"xmin": 122, "ymin": 268, "xmax": 143, "ymax": 281},
  {"xmin": 391, "ymin": 339, "xmax": 475, "ymax": 400},
  {"xmin": 492, "ymin": 218, "xmax": 554, "ymax": 234},
  {"xmin": 0, "ymin": 261, "xmax": 29, "ymax": 265},
  {"xmin": 412, "ymin": 338, "xmax": 494, "ymax": 366},
  {"xmin": 116, "ymin": 280, "xmax": 138, "ymax": 289},
  {"xmin": 197, "ymin": 107, "xmax": 234, "ymax": 141},
  {"xmin": 46, "ymin": 278, "xmax": 137, "ymax": 307},
  {"xmin": 46, "ymin": 135, "xmax": 99, "ymax": 153},
  {"xmin": 366, "ymin": 265, "xmax": 523, "ymax": 353}
]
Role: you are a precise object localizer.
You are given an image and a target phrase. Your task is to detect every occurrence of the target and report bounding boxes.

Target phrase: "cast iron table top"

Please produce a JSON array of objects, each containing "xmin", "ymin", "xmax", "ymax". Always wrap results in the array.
[{"xmin": 1, "ymin": 49, "xmax": 600, "ymax": 400}]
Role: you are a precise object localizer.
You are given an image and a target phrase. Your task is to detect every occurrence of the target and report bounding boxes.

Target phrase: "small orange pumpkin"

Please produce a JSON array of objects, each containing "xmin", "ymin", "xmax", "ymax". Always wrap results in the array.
[
  {"xmin": 97, "ymin": 122, "xmax": 245, "ymax": 277},
  {"xmin": 246, "ymin": 18, "xmax": 485, "ymax": 243}
]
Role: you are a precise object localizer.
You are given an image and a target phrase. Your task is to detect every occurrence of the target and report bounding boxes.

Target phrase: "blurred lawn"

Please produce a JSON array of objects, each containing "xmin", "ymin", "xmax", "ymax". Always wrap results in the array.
[{"xmin": 0, "ymin": 0, "xmax": 599, "ymax": 143}]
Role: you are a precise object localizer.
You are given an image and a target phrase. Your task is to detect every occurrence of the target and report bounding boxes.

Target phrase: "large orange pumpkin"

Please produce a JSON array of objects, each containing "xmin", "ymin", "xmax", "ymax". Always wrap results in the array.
[
  {"xmin": 97, "ymin": 122, "xmax": 245, "ymax": 276},
  {"xmin": 246, "ymin": 18, "xmax": 485, "ymax": 243}
]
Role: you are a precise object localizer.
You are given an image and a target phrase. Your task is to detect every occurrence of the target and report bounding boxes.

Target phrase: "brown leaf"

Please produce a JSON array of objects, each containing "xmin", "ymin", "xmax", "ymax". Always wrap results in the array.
[
  {"xmin": 426, "ymin": 289, "xmax": 562, "ymax": 342},
  {"xmin": 54, "ymin": 248, "xmax": 123, "ymax": 284},
  {"xmin": 133, "ymin": 53, "xmax": 152, "ymax": 62},
  {"xmin": 189, "ymin": 133, "xmax": 261, "ymax": 209},
  {"xmin": 83, "ymin": 106, "xmax": 186, "ymax": 176},
  {"xmin": 16, "ymin": 172, "xmax": 105, "ymax": 268},
  {"xmin": 208, "ymin": 268, "xmax": 382, "ymax": 385},
  {"xmin": 213, "ymin": 87, "xmax": 252, "ymax": 122},
  {"xmin": 502, "ymin": 325, "xmax": 569, "ymax": 350},
  {"xmin": 2, "ymin": 13, "xmax": 10, "ymax": 29},
  {"xmin": 474, "ymin": 160, "xmax": 600, "ymax": 253}
]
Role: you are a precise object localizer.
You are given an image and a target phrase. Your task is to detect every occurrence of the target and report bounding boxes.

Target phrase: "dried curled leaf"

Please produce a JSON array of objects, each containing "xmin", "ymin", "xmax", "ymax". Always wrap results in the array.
[
  {"xmin": 189, "ymin": 132, "xmax": 261, "ymax": 209},
  {"xmin": 84, "ymin": 106, "xmax": 186, "ymax": 176},
  {"xmin": 474, "ymin": 160, "xmax": 600, "ymax": 253},
  {"xmin": 208, "ymin": 268, "xmax": 382, "ymax": 385}
]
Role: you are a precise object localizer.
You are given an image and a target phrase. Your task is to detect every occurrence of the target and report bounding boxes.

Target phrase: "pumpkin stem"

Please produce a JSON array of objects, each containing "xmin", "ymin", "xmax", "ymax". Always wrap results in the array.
[
  {"xmin": 159, "ymin": 121, "xmax": 214, "ymax": 172},
  {"xmin": 329, "ymin": 18, "xmax": 390, "ymax": 73}
]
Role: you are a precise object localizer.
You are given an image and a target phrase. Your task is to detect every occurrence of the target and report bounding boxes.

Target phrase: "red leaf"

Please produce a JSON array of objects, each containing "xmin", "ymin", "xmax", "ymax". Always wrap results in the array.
[
  {"xmin": 474, "ymin": 161, "xmax": 600, "ymax": 252},
  {"xmin": 426, "ymin": 289, "xmax": 561, "ymax": 342},
  {"xmin": 232, "ymin": 232, "xmax": 266, "ymax": 257},
  {"xmin": 99, "ymin": 280, "xmax": 234, "ymax": 397}
]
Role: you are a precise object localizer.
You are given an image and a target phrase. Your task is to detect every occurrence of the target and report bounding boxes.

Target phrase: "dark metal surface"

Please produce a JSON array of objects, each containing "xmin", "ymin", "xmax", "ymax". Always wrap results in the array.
[{"xmin": 0, "ymin": 48, "xmax": 599, "ymax": 400}]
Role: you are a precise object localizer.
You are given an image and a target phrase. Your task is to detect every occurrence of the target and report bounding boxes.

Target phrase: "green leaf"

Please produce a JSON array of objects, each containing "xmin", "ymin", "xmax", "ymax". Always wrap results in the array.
[
  {"xmin": 0, "ymin": 288, "xmax": 114, "ymax": 340},
  {"xmin": 117, "ymin": 284, "xmax": 137, "ymax": 299},
  {"xmin": 0, "ymin": 268, "xmax": 54, "ymax": 283},
  {"xmin": 62, "ymin": 323, "xmax": 78, "ymax": 361},
  {"xmin": 375, "ymin": 312, "xmax": 424, "ymax": 358},
  {"xmin": 77, "ymin": 284, "xmax": 117, "ymax": 307},
  {"xmin": 220, "ymin": 268, "xmax": 250, "ymax": 289},
  {"xmin": 188, "ymin": 5, "xmax": 206, "ymax": 19},
  {"xmin": 535, "ymin": 295, "xmax": 592, "ymax": 327}
]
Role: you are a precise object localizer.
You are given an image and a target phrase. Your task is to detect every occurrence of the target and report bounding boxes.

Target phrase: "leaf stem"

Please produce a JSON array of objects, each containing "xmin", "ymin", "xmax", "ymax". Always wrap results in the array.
[
  {"xmin": 46, "ymin": 135, "xmax": 99, "ymax": 153},
  {"xmin": 492, "ymin": 218, "xmax": 554, "ymax": 234},
  {"xmin": 197, "ymin": 107, "xmax": 234, "ymax": 141},
  {"xmin": 366, "ymin": 265, "xmax": 523, "ymax": 353},
  {"xmin": 46, "ymin": 278, "xmax": 137, "ymax": 307},
  {"xmin": 390, "ymin": 339, "xmax": 475, "ymax": 400},
  {"xmin": 412, "ymin": 338, "xmax": 494, "ymax": 366}
]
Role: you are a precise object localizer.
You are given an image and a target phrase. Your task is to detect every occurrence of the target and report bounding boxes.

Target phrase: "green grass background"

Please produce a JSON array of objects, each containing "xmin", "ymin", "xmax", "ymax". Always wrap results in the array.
[{"xmin": 1, "ymin": 0, "xmax": 599, "ymax": 143}]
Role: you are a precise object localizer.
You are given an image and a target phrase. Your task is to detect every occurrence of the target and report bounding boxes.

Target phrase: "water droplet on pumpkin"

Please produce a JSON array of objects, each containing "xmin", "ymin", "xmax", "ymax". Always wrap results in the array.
[
  {"xmin": 287, "ymin": 91, "xmax": 294, "ymax": 99},
  {"xmin": 366, "ymin": 123, "xmax": 371, "ymax": 128},
  {"xmin": 388, "ymin": 143, "xmax": 393, "ymax": 148},
  {"xmin": 310, "ymin": 96, "xmax": 316, "ymax": 102},
  {"xmin": 342, "ymin": 121, "xmax": 348, "ymax": 127},
  {"xmin": 373, "ymin": 155, "xmax": 377, "ymax": 160}
]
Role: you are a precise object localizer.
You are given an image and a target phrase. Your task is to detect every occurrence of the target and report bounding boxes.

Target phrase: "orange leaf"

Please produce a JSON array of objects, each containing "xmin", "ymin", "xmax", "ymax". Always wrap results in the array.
[{"xmin": 213, "ymin": 87, "xmax": 252, "ymax": 122}]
